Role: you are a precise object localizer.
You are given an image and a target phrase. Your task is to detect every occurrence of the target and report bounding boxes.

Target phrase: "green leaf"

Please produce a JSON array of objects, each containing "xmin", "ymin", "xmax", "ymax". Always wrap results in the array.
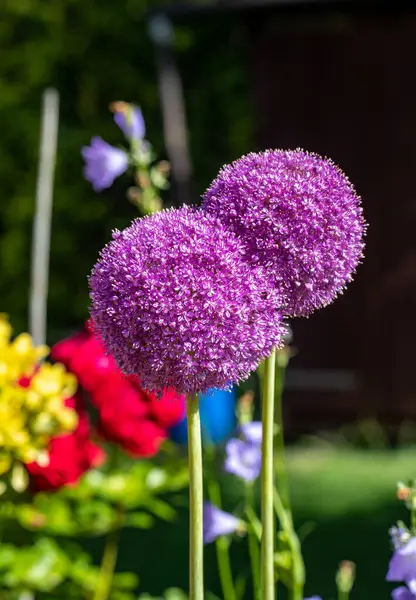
[
  {"xmin": 123, "ymin": 512, "xmax": 154, "ymax": 529},
  {"xmin": 112, "ymin": 572, "xmax": 139, "ymax": 590},
  {"xmin": 0, "ymin": 544, "xmax": 17, "ymax": 570},
  {"xmin": 146, "ymin": 498, "xmax": 176, "ymax": 521},
  {"xmin": 4, "ymin": 538, "xmax": 70, "ymax": 592},
  {"xmin": 164, "ymin": 589, "xmax": 188, "ymax": 600},
  {"xmin": 234, "ymin": 574, "xmax": 247, "ymax": 600}
]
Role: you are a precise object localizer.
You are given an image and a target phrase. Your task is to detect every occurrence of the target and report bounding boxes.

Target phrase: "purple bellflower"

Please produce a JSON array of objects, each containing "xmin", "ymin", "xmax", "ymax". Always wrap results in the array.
[
  {"xmin": 203, "ymin": 149, "xmax": 366, "ymax": 318},
  {"xmin": 392, "ymin": 588, "xmax": 416, "ymax": 600},
  {"xmin": 224, "ymin": 437, "xmax": 262, "ymax": 482},
  {"xmin": 89, "ymin": 206, "xmax": 286, "ymax": 395},
  {"xmin": 82, "ymin": 137, "xmax": 128, "ymax": 192},
  {"xmin": 240, "ymin": 421, "xmax": 262, "ymax": 445},
  {"xmin": 387, "ymin": 536, "xmax": 416, "ymax": 592},
  {"xmin": 203, "ymin": 502, "xmax": 241, "ymax": 544},
  {"xmin": 114, "ymin": 104, "xmax": 146, "ymax": 141},
  {"xmin": 304, "ymin": 597, "xmax": 323, "ymax": 600}
]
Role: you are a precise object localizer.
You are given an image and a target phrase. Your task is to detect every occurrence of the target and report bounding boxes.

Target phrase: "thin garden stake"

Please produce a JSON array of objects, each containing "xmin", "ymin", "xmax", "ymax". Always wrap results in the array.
[{"xmin": 29, "ymin": 88, "xmax": 59, "ymax": 345}]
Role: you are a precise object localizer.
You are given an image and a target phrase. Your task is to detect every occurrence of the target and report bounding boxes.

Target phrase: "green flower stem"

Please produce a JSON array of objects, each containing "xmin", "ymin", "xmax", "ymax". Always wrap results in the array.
[
  {"xmin": 245, "ymin": 483, "xmax": 261, "ymax": 600},
  {"xmin": 93, "ymin": 507, "xmax": 123, "ymax": 600},
  {"xmin": 273, "ymin": 490, "xmax": 305, "ymax": 600},
  {"xmin": 187, "ymin": 393, "xmax": 204, "ymax": 600},
  {"xmin": 411, "ymin": 497, "xmax": 416, "ymax": 535},
  {"xmin": 206, "ymin": 460, "xmax": 236, "ymax": 600},
  {"xmin": 261, "ymin": 349, "xmax": 277, "ymax": 600}
]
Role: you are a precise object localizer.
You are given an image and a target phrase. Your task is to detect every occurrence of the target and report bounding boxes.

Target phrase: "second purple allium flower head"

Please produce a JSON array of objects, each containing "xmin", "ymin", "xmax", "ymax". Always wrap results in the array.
[
  {"xmin": 202, "ymin": 149, "xmax": 366, "ymax": 317},
  {"xmin": 89, "ymin": 206, "xmax": 286, "ymax": 395}
]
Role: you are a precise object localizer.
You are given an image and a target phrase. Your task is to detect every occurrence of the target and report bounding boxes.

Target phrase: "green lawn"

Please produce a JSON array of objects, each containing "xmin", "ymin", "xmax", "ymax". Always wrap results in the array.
[{"xmin": 109, "ymin": 447, "xmax": 416, "ymax": 598}]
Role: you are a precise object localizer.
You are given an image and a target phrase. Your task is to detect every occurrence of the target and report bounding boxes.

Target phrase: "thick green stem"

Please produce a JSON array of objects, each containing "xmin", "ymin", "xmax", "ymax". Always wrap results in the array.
[
  {"xmin": 93, "ymin": 509, "xmax": 123, "ymax": 600},
  {"xmin": 187, "ymin": 394, "xmax": 204, "ymax": 600},
  {"xmin": 245, "ymin": 484, "xmax": 261, "ymax": 600},
  {"xmin": 261, "ymin": 349, "xmax": 277, "ymax": 600},
  {"xmin": 207, "ymin": 469, "xmax": 236, "ymax": 600}
]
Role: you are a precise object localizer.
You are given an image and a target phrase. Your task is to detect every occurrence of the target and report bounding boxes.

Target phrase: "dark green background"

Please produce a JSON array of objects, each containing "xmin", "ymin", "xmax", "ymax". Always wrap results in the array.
[{"xmin": 0, "ymin": 0, "xmax": 251, "ymax": 336}]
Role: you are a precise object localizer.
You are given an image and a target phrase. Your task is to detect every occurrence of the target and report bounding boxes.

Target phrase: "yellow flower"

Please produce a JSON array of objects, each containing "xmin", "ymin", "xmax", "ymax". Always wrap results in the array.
[
  {"xmin": 0, "ymin": 314, "xmax": 12, "ymax": 347},
  {"xmin": 31, "ymin": 363, "xmax": 77, "ymax": 399},
  {"xmin": 0, "ymin": 315, "xmax": 79, "ymax": 478},
  {"xmin": 0, "ymin": 454, "xmax": 11, "ymax": 476}
]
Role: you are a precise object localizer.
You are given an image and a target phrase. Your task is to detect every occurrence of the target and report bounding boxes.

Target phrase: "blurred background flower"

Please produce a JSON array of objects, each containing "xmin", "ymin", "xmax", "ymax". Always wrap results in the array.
[
  {"xmin": 51, "ymin": 324, "xmax": 186, "ymax": 457},
  {"xmin": 26, "ymin": 391, "xmax": 105, "ymax": 491},
  {"xmin": 203, "ymin": 502, "xmax": 242, "ymax": 545},
  {"xmin": 0, "ymin": 315, "xmax": 78, "ymax": 484}
]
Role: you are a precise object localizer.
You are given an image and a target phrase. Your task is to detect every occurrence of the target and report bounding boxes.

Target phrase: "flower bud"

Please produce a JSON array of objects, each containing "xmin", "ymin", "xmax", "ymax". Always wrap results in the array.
[
  {"xmin": 59, "ymin": 408, "xmax": 78, "ymax": 431},
  {"xmin": 336, "ymin": 560, "xmax": 356, "ymax": 594},
  {"xmin": 237, "ymin": 391, "xmax": 255, "ymax": 425}
]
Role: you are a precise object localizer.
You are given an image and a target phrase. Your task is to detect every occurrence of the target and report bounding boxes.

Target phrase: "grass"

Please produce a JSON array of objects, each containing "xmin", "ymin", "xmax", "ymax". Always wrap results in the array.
[{"xmin": 99, "ymin": 445, "xmax": 416, "ymax": 598}]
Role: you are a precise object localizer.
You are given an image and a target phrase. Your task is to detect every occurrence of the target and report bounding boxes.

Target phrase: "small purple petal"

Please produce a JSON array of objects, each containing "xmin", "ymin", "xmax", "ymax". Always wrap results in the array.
[
  {"xmin": 114, "ymin": 106, "xmax": 145, "ymax": 140},
  {"xmin": 240, "ymin": 421, "xmax": 262, "ymax": 445},
  {"xmin": 203, "ymin": 502, "xmax": 240, "ymax": 544},
  {"xmin": 225, "ymin": 438, "xmax": 261, "ymax": 482},
  {"xmin": 392, "ymin": 587, "xmax": 416, "ymax": 600},
  {"xmin": 387, "ymin": 538, "xmax": 416, "ymax": 585},
  {"xmin": 82, "ymin": 137, "xmax": 128, "ymax": 192},
  {"xmin": 304, "ymin": 597, "xmax": 323, "ymax": 600}
]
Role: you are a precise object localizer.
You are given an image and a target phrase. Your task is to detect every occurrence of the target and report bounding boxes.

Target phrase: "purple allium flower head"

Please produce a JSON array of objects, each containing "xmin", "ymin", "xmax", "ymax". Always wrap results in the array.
[
  {"xmin": 393, "ymin": 587, "xmax": 416, "ymax": 600},
  {"xmin": 203, "ymin": 502, "xmax": 241, "ymax": 544},
  {"xmin": 387, "ymin": 537, "xmax": 416, "ymax": 591},
  {"xmin": 82, "ymin": 137, "xmax": 128, "ymax": 192},
  {"xmin": 114, "ymin": 105, "xmax": 146, "ymax": 141},
  {"xmin": 224, "ymin": 437, "xmax": 262, "ymax": 482},
  {"xmin": 89, "ymin": 206, "xmax": 285, "ymax": 396},
  {"xmin": 202, "ymin": 149, "xmax": 366, "ymax": 317},
  {"xmin": 240, "ymin": 421, "xmax": 262, "ymax": 445}
]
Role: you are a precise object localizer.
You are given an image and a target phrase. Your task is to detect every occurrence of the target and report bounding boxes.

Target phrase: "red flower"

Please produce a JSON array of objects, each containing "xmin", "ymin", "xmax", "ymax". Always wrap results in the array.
[
  {"xmin": 50, "ymin": 331, "xmax": 88, "ymax": 369},
  {"xmin": 51, "ymin": 329, "xmax": 116, "ymax": 393},
  {"xmin": 99, "ymin": 415, "xmax": 166, "ymax": 457},
  {"xmin": 50, "ymin": 326, "xmax": 185, "ymax": 459},
  {"xmin": 26, "ymin": 392, "xmax": 105, "ymax": 492},
  {"xmin": 146, "ymin": 388, "xmax": 186, "ymax": 429},
  {"xmin": 91, "ymin": 374, "xmax": 166, "ymax": 457}
]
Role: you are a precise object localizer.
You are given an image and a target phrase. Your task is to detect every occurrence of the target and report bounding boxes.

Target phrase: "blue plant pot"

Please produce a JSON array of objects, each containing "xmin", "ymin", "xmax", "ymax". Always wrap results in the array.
[{"xmin": 169, "ymin": 387, "xmax": 237, "ymax": 445}]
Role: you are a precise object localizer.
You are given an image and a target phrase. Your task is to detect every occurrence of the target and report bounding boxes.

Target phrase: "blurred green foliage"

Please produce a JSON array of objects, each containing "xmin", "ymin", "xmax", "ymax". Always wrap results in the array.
[
  {"xmin": 0, "ymin": 443, "xmax": 189, "ymax": 598},
  {"xmin": 0, "ymin": 0, "xmax": 252, "ymax": 335},
  {"xmin": 1, "ymin": 452, "xmax": 188, "ymax": 537},
  {"xmin": 0, "ymin": 537, "xmax": 138, "ymax": 599}
]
